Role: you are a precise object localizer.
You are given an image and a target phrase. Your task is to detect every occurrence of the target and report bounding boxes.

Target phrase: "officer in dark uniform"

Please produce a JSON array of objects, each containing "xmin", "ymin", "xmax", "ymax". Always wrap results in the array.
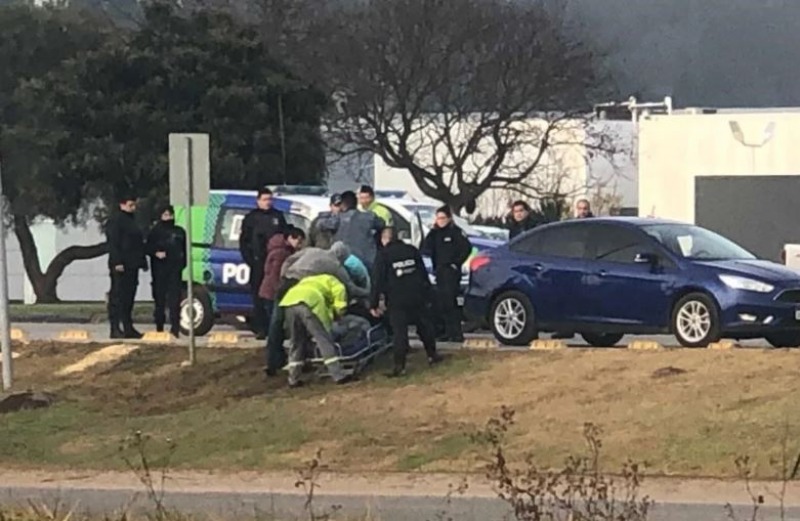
[
  {"xmin": 239, "ymin": 187, "xmax": 287, "ymax": 339},
  {"xmin": 422, "ymin": 205, "xmax": 472, "ymax": 343},
  {"xmin": 146, "ymin": 205, "xmax": 187, "ymax": 337},
  {"xmin": 106, "ymin": 195, "xmax": 147, "ymax": 339},
  {"xmin": 370, "ymin": 234, "xmax": 442, "ymax": 377}
]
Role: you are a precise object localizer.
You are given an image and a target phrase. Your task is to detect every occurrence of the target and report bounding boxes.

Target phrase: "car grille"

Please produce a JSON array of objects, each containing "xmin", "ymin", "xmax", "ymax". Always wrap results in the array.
[{"xmin": 776, "ymin": 289, "xmax": 800, "ymax": 303}]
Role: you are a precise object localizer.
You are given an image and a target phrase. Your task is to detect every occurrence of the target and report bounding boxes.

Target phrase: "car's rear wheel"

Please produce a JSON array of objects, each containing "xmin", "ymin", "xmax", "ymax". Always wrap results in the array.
[
  {"xmin": 672, "ymin": 293, "xmax": 721, "ymax": 348},
  {"xmin": 581, "ymin": 333, "xmax": 624, "ymax": 347},
  {"xmin": 765, "ymin": 332, "xmax": 800, "ymax": 348},
  {"xmin": 180, "ymin": 285, "xmax": 215, "ymax": 337},
  {"xmin": 489, "ymin": 291, "xmax": 537, "ymax": 346}
]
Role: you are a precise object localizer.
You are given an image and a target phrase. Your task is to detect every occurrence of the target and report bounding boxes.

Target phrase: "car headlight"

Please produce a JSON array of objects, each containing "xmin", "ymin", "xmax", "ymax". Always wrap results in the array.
[{"xmin": 719, "ymin": 274, "xmax": 774, "ymax": 293}]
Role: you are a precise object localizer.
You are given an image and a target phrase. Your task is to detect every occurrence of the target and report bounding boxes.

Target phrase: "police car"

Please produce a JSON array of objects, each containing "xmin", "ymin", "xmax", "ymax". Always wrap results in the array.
[{"xmin": 175, "ymin": 187, "xmax": 501, "ymax": 336}]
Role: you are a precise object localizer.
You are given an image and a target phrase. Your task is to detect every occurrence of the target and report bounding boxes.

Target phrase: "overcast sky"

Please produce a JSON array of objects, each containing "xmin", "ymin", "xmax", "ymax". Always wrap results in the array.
[{"xmin": 562, "ymin": 0, "xmax": 800, "ymax": 108}]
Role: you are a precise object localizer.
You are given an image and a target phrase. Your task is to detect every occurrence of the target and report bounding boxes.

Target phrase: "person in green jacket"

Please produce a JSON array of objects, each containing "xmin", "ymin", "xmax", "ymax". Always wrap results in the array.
[
  {"xmin": 358, "ymin": 185, "xmax": 393, "ymax": 227},
  {"xmin": 279, "ymin": 273, "xmax": 352, "ymax": 387}
]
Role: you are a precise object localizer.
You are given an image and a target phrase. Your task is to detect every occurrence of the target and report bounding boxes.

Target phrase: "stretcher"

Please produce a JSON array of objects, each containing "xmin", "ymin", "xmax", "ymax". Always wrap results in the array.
[{"xmin": 308, "ymin": 323, "xmax": 392, "ymax": 378}]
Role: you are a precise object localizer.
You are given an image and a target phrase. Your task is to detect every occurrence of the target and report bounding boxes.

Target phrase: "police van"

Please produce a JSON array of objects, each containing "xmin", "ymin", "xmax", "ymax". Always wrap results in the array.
[{"xmin": 175, "ymin": 187, "xmax": 500, "ymax": 336}]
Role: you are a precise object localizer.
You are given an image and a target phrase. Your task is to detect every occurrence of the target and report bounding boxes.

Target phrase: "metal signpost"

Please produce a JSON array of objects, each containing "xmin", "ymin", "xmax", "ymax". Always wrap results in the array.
[
  {"xmin": 0, "ymin": 159, "xmax": 11, "ymax": 390},
  {"xmin": 169, "ymin": 134, "xmax": 210, "ymax": 365}
]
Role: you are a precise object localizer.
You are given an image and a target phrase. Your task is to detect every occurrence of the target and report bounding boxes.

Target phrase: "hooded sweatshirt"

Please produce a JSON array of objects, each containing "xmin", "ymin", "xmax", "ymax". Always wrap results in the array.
[
  {"xmin": 281, "ymin": 242, "xmax": 369, "ymax": 298},
  {"xmin": 259, "ymin": 234, "xmax": 296, "ymax": 300}
]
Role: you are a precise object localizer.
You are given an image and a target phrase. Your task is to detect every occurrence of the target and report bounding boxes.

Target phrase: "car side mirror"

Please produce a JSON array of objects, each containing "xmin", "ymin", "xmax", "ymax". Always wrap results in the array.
[{"xmin": 634, "ymin": 252, "xmax": 658, "ymax": 265}]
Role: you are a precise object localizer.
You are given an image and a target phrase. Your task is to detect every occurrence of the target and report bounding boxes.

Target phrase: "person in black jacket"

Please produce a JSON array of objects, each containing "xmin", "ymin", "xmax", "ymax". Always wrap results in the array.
[
  {"xmin": 370, "ymin": 236, "xmax": 441, "ymax": 377},
  {"xmin": 507, "ymin": 200, "xmax": 540, "ymax": 240},
  {"xmin": 106, "ymin": 195, "xmax": 147, "ymax": 339},
  {"xmin": 146, "ymin": 206, "xmax": 187, "ymax": 337},
  {"xmin": 422, "ymin": 206, "xmax": 472, "ymax": 343},
  {"xmin": 239, "ymin": 187, "xmax": 287, "ymax": 339}
]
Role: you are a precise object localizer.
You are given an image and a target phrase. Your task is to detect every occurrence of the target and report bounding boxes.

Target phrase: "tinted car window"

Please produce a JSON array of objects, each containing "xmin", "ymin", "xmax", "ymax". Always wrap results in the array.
[
  {"xmin": 215, "ymin": 207, "xmax": 307, "ymax": 250},
  {"xmin": 510, "ymin": 224, "xmax": 589, "ymax": 259},
  {"xmin": 588, "ymin": 224, "xmax": 653, "ymax": 264}
]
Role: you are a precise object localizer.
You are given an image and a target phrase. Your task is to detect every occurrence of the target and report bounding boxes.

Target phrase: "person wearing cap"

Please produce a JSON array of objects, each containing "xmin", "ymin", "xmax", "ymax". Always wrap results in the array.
[
  {"xmin": 106, "ymin": 194, "xmax": 148, "ymax": 339},
  {"xmin": 145, "ymin": 205, "xmax": 187, "ymax": 337},
  {"xmin": 308, "ymin": 194, "xmax": 342, "ymax": 249},
  {"xmin": 358, "ymin": 185, "xmax": 393, "ymax": 228}
]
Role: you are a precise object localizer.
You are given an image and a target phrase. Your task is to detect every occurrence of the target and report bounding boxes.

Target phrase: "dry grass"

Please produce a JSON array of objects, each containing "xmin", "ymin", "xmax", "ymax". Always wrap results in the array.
[{"xmin": 2, "ymin": 341, "xmax": 799, "ymax": 478}]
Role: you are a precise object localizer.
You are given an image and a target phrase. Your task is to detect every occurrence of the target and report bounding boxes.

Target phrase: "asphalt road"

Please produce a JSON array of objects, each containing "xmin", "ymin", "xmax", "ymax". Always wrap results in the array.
[
  {"xmin": 13, "ymin": 321, "xmax": 773, "ymax": 349},
  {"xmin": 1, "ymin": 485, "xmax": 799, "ymax": 521}
]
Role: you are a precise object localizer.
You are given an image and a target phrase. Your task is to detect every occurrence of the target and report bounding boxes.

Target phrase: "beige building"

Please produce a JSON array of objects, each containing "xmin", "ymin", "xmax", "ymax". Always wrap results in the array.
[{"xmin": 638, "ymin": 108, "xmax": 800, "ymax": 260}]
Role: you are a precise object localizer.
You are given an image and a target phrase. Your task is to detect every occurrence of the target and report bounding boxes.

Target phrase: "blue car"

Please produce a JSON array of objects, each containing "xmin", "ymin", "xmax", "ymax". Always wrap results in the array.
[{"xmin": 464, "ymin": 217, "xmax": 800, "ymax": 348}]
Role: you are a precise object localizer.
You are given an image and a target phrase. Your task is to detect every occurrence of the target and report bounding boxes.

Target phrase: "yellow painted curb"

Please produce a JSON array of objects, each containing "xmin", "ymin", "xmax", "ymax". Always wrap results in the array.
[
  {"xmin": 463, "ymin": 338, "xmax": 498, "ymax": 350},
  {"xmin": 708, "ymin": 340, "xmax": 739, "ymax": 350},
  {"xmin": 627, "ymin": 340, "xmax": 663, "ymax": 351},
  {"xmin": 57, "ymin": 329, "xmax": 91, "ymax": 342},
  {"xmin": 530, "ymin": 339, "xmax": 567, "ymax": 351},
  {"xmin": 10, "ymin": 328, "xmax": 28, "ymax": 343},
  {"xmin": 142, "ymin": 331, "xmax": 174, "ymax": 343},
  {"xmin": 208, "ymin": 332, "xmax": 240, "ymax": 345}
]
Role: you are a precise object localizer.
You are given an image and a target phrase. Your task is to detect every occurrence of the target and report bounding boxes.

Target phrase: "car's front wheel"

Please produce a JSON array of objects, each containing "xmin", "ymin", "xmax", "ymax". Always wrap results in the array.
[
  {"xmin": 672, "ymin": 293, "xmax": 721, "ymax": 348},
  {"xmin": 489, "ymin": 291, "xmax": 537, "ymax": 346},
  {"xmin": 581, "ymin": 333, "xmax": 624, "ymax": 347},
  {"xmin": 765, "ymin": 332, "xmax": 800, "ymax": 348},
  {"xmin": 180, "ymin": 285, "xmax": 215, "ymax": 337}
]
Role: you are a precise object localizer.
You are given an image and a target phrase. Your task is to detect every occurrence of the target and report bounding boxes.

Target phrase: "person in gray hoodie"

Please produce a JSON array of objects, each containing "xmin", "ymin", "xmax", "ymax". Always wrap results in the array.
[
  {"xmin": 318, "ymin": 190, "xmax": 384, "ymax": 271},
  {"xmin": 265, "ymin": 241, "xmax": 369, "ymax": 376}
]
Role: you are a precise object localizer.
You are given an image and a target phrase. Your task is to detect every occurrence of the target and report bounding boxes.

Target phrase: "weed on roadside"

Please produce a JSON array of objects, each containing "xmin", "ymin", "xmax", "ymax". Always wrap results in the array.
[{"xmin": 473, "ymin": 405, "xmax": 653, "ymax": 521}]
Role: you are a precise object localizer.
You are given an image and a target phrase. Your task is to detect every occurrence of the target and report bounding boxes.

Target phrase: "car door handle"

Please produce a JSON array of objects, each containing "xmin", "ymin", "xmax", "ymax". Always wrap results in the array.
[
  {"xmin": 596, "ymin": 269, "xmax": 607, "ymax": 277},
  {"xmin": 532, "ymin": 263, "xmax": 544, "ymax": 272}
]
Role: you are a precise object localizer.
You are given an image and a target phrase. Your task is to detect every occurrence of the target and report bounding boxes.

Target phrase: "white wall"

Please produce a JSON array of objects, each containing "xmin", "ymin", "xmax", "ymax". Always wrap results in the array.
[
  {"xmin": 639, "ymin": 110, "xmax": 800, "ymax": 223},
  {"xmin": 4, "ymin": 219, "xmax": 152, "ymax": 303}
]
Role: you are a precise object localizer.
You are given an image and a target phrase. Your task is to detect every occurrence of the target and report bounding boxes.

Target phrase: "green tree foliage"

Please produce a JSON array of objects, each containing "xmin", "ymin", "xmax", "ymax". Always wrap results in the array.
[
  {"xmin": 33, "ymin": 1, "xmax": 326, "ymax": 205},
  {"xmin": 2, "ymin": 1, "xmax": 327, "ymax": 302},
  {"xmin": 0, "ymin": 3, "xmax": 110, "ymax": 303}
]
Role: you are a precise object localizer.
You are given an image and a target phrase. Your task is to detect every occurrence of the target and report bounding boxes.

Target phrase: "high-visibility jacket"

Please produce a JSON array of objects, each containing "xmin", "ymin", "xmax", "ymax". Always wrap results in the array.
[
  {"xmin": 366, "ymin": 201, "xmax": 393, "ymax": 228},
  {"xmin": 279, "ymin": 274, "xmax": 347, "ymax": 331}
]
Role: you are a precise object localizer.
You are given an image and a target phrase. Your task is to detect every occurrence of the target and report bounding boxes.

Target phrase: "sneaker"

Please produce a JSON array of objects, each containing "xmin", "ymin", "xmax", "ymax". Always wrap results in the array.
[
  {"xmin": 428, "ymin": 354, "xmax": 444, "ymax": 366},
  {"xmin": 156, "ymin": 325, "xmax": 165, "ymax": 333},
  {"xmin": 335, "ymin": 374, "xmax": 357, "ymax": 385},
  {"xmin": 110, "ymin": 329, "xmax": 125, "ymax": 339},
  {"xmin": 386, "ymin": 367, "xmax": 407, "ymax": 378},
  {"xmin": 170, "ymin": 329, "xmax": 180, "ymax": 339}
]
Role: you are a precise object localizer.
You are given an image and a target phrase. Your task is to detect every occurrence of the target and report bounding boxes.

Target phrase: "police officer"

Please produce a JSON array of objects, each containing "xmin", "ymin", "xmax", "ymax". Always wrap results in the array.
[
  {"xmin": 370, "ymin": 230, "xmax": 441, "ymax": 377},
  {"xmin": 106, "ymin": 194, "xmax": 147, "ymax": 339},
  {"xmin": 146, "ymin": 205, "xmax": 187, "ymax": 337},
  {"xmin": 422, "ymin": 205, "xmax": 472, "ymax": 343},
  {"xmin": 239, "ymin": 187, "xmax": 287, "ymax": 339}
]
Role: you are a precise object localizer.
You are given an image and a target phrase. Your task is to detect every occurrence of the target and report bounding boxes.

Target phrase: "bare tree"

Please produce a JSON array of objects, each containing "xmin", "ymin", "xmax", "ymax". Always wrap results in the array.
[{"xmin": 313, "ymin": 0, "xmax": 612, "ymax": 212}]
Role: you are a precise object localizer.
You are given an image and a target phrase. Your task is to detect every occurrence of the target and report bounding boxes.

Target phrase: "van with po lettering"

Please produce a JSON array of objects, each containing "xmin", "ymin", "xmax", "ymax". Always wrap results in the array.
[{"xmin": 175, "ymin": 187, "xmax": 501, "ymax": 336}]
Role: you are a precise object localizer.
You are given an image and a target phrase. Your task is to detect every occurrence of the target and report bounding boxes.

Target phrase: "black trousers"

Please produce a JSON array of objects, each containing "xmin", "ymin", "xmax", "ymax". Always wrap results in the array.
[
  {"xmin": 108, "ymin": 268, "xmax": 139, "ymax": 332},
  {"xmin": 436, "ymin": 267, "xmax": 463, "ymax": 340},
  {"xmin": 388, "ymin": 302, "xmax": 437, "ymax": 370},
  {"xmin": 265, "ymin": 277, "xmax": 299, "ymax": 371},
  {"xmin": 152, "ymin": 269, "xmax": 182, "ymax": 332},
  {"xmin": 249, "ymin": 262, "xmax": 267, "ymax": 335}
]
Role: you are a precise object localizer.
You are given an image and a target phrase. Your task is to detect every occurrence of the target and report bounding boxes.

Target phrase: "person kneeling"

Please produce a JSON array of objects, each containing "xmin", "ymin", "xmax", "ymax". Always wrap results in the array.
[{"xmin": 279, "ymin": 274, "xmax": 353, "ymax": 388}]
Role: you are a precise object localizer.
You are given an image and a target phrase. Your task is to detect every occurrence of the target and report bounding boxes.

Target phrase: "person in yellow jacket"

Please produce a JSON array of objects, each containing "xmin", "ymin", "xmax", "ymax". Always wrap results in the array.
[
  {"xmin": 279, "ymin": 273, "xmax": 352, "ymax": 387},
  {"xmin": 358, "ymin": 185, "xmax": 393, "ymax": 227}
]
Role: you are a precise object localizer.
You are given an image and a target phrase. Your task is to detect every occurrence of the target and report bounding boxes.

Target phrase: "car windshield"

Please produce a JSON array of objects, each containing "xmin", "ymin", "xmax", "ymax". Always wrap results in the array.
[
  {"xmin": 642, "ymin": 223, "xmax": 756, "ymax": 261},
  {"xmin": 402, "ymin": 204, "xmax": 483, "ymax": 237}
]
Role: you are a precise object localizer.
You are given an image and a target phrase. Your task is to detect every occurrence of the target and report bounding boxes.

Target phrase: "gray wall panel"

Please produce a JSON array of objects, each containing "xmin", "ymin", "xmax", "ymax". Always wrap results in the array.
[{"xmin": 695, "ymin": 175, "xmax": 800, "ymax": 262}]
